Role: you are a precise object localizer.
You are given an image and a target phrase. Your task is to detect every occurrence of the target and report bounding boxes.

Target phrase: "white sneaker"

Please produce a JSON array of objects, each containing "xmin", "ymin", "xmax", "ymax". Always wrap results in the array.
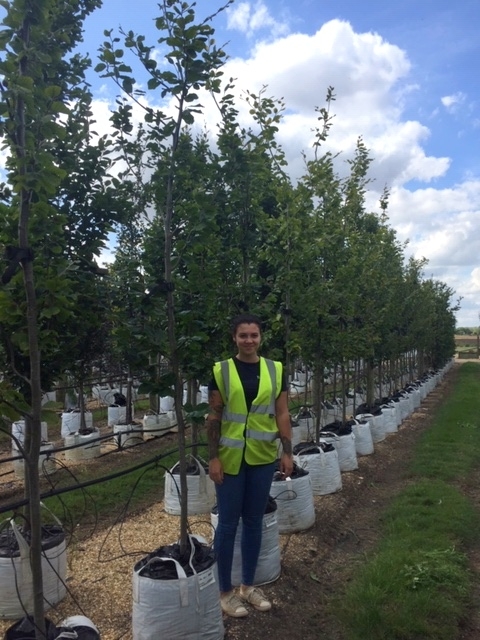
[
  {"xmin": 239, "ymin": 586, "xmax": 272, "ymax": 611},
  {"xmin": 220, "ymin": 591, "xmax": 249, "ymax": 618}
]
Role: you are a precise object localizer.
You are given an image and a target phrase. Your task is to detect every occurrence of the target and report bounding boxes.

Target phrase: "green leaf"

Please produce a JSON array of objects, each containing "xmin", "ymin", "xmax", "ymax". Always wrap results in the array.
[
  {"xmin": 147, "ymin": 78, "xmax": 161, "ymax": 91},
  {"xmin": 182, "ymin": 110, "xmax": 194, "ymax": 125},
  {"xmin": 44, "ymin": 85, "xmax": 62, "ymax": 99},
  {"xmin": 122, "ymin": 78, "xmax": 134, "ymax": 94}
]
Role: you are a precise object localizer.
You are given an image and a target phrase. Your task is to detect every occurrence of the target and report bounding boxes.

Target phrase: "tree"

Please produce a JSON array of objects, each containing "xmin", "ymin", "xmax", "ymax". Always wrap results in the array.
[
  {"xmin": 96, "ymin": 0, "xmax": 232, "ymax": 550},
  {"xmin": 0, "ymin": 1, "xmax": 106, "ymax": 636}
]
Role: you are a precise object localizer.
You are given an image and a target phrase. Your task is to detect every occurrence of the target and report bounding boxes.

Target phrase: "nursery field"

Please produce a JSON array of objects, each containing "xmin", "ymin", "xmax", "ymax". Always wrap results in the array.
[{"xmin": 1, "ymin": 362, "xmax": 480, "ymax": 640}]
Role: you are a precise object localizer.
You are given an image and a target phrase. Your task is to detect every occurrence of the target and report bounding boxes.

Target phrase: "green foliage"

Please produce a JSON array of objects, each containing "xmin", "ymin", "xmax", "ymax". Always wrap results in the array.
[
  {"xmin": 0, "ymin": 0, "xmax": 118, "ymax": 407},
  {"xmin": 183, "ymin": 401, "xmax": 209, "ymax": 424},
  {"xmin": 43, "ymin": 448, "xmax": 180, "ymax": 527}
]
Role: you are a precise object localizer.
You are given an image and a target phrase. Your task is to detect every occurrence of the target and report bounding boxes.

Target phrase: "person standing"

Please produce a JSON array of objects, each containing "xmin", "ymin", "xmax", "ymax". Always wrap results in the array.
[{"xmin": 206, "ymin": 313, "xmax": 293, "ymax": 618}]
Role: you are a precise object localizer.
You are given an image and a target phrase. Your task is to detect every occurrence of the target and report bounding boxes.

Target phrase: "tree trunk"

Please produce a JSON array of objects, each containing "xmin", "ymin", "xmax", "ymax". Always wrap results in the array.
[
  {"xmin": 79, "ymin": 382, "xmax": 87, "ymax": 433},
  {"xmin": 164, "ymin": 93, "xmax": 189, "ymax": 553},
  {"xmin": 22, "ymin": 260, "xmax": 46, "ymax": 639},
  {"xmin": 365, "ymin": 358, "xmax": 375, "ymax": 407},
  {"xmin": 313, "ymin": 353, "xmax": 323, "ymax": 442},
  {"xmin": 17, "ymin": 15, "xmax": 46, "ymax": 635},
  {"xmin": 126, "ymin": 365, "xmax": 133, "ymax": 425}
]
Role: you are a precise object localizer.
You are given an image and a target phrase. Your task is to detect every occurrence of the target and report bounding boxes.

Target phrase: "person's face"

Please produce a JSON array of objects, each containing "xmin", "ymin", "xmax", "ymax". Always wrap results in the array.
[{"xmin": 233, "ymin": 323, "xmax": 261, "ymax": 358}]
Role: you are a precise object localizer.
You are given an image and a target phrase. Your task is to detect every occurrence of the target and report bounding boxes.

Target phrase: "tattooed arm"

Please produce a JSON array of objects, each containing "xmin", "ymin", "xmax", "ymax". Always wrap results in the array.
[
  {"xmin": 206, "ymin": 389, "xmax": 224, "ymax": 484},
  {"xmin": 275, "ymin": 390, "xmax": 294, "ymax": 477}
]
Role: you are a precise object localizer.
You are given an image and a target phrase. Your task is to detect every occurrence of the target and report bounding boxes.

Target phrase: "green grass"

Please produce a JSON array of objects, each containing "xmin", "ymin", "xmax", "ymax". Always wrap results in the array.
[
  {"xmin": 410, "ymin": 365, "xmax": 480, "ymax": 482},
  {"xmin": 42, "ymin": 447, "xmax": 181, "ymax": 531},
  {"xmin": 41, "ymin": 433, "xmax": 211, "ymax": 535},
  {"xmin": 332, "ymin": 362, "xmax": 480, "ymax": 640}
]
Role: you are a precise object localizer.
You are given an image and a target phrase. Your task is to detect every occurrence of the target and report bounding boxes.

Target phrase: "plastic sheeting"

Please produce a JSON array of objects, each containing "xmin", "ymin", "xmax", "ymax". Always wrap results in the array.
[
  {"xmin": 132, "ymin": 535, "xmax": 224, "ymax": 640},
  {"xmin": 3, "ymin": 616, "xmax": 58, "ymax": 640}
]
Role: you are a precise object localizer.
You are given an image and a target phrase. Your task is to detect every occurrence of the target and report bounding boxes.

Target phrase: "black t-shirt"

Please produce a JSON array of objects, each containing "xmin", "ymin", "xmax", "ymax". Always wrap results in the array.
[{"xmin": 208, "ymin": 358, "xmax": 287, "ymax": 412}]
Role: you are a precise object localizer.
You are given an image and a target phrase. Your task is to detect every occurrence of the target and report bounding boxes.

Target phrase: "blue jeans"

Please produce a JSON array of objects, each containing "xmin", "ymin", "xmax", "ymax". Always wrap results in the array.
[{"xmin": 214, "ymin": 459, "xmax": 275, "ymax": 592}]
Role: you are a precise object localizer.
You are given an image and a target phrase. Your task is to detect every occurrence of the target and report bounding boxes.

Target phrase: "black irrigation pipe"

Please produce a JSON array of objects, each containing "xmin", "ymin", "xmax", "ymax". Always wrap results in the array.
[
  {"xmin": 0, "ymin": 425, "xmax": 176, "ymax": 465},
  {"xmin": 0, "ymin": 441, "xmax": 209, "ymax": 516}
]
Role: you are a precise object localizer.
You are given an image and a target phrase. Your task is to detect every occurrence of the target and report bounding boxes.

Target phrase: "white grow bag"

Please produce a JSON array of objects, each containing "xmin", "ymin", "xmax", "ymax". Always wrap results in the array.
[
  {"xmin": 61, "ymin": 411, "xmax": 93, "ymax": 437},
  {"xmin": 132, "ymin": 535, "xmax": 224, "ymax": 640},
  {"xmin": 164, "ymin": 457, "xmax": 216, "ymax": 516},
  {"xmin": 142, "ymin": 412, "xmax": 171, "ymax": 440},
  {"xmin": 270, "ymin": 467, "xmax": 315, "ymax": 533},
  {"xmin": 64, "ymin": 428, "xmax": 101, "ymax": 462},
  {"xmin": 381, "ymin": 404, "xmax": 398, "ymax": 434},
  {"xmin": 320, "ymin": 432, "xmax": 358, "ymax": 472},
  {"xmin": 160, "ymin": 395, "xmax": 175, "ymax": 412},
  {"xmin": 356, "ymin": 412, "xmax": 386, "ymax": 443},
  {"xmin": 293, "ymin": 443, "xmax": 342, "ymax": 495},
  {"xmin": 409, "ymin": 385, "xmax": 422, "ymax": 409},
  {"xmin": 107, "ymin": 404, "xmax": 134, "ymax": 427},
  {"xmin": 11, "ymin": 420, "xmax": 48, "ymax": 450},
  {"xmin": 0, "ymin": 504, "xmax": 67, "ymax": 619},
  {"xmin": 389, "ymin": 398, "xmax": 402, "ymax": 427},
  {"xmin": 113, "ymin": 423, "xmax": 143, "ymax": 448},
  {"xmin": 211, "ymin": 498, "xmax": 281, "ymax": 586},
  {"xmin": 351, "ymin": 418, "xmax": 374, "ymax": 456},
  {"xmin": 399, "ymin": 392, "xmax": 414, "ymax": 419}
]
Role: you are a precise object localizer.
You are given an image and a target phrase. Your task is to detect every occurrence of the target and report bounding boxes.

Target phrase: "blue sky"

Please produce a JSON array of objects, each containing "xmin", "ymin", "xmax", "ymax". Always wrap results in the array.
[{"xmin": 18, "ymin": 1, "xmax": 480, "ymax": 324}]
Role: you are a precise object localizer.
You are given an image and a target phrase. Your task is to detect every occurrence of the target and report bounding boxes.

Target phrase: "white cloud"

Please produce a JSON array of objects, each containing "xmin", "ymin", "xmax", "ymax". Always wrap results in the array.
[
  {"xmin": 441, "ymin": 91, "xmax": 466, "ymax": 113},
  {"xmin": 469, "ymin": 268, "xmax": 480, "ymax": 292},
  {"xmin": 218, "ymin": 19, "xmax": 447, "ymax": 189},
  {"xmin": 226, "ymin": 1, "xmax": 289, "ymax": 38},
  {"xmin": 383, "ymin": 181, "xmax": 480, "ymax": 325}
]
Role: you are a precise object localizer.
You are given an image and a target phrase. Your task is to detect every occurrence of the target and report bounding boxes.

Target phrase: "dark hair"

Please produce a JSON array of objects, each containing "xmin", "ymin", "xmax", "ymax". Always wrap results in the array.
[{"xmin": 230, "ymin": 313, "xmax": 262, "ymax": 335}]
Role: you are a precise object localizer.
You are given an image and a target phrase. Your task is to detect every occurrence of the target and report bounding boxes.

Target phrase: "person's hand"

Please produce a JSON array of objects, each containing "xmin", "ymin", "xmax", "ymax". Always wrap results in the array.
[
  {"xmin": 209, "ymin": 457, "xmax": 224, "ymax": 484},
  {"xmin": 280, "ymin": 452, "xmax": 294, "ymax": 478}
]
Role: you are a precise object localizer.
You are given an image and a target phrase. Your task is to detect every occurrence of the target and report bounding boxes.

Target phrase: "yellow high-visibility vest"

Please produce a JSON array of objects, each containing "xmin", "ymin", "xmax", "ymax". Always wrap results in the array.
[{"xmin": 213, "ymin": 357, "xmax": 283, "ymax": 474}]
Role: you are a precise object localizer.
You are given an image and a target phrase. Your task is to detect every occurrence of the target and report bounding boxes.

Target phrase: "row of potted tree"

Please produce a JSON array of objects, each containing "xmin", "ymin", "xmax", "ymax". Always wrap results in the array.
[{"xmin": 0, "ymin": 0, "xmax": 457, "ymax": 637}]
